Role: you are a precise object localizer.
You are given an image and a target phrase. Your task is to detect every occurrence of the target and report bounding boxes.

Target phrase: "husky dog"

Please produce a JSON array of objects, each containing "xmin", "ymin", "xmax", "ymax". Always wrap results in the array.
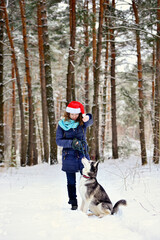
[{"xmin": 79, "ymin": 157, "xmax": 127, "ymax": 218}]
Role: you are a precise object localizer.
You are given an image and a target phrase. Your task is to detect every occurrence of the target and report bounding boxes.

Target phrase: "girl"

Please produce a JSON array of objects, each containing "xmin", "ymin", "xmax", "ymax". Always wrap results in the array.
[{"xmin": 56, "ymin": 101, "xmax": 93, "ymax": 210}]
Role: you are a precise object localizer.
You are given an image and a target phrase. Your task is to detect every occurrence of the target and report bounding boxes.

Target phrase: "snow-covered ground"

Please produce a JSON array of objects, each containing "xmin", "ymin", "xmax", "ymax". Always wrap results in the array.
[{"xmin": 0, "ymin": 155, "xmax": 160, "ymax": 240}]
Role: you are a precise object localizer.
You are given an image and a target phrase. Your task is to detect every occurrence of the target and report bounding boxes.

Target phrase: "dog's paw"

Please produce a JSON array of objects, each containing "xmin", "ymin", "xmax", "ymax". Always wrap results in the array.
[
  {"xmin": 98, "ymin": 214, "xmax": 105, "ymax": 218},
  {"xmin": 87, "ymin": 213, "xmax": 94, "ymax": 217}
]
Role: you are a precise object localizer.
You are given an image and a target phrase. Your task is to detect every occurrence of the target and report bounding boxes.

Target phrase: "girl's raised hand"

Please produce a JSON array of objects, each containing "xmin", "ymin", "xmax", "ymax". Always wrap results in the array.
[{"xmin": 82, "ymin": 115, "xmax": 89, "ymax": 122}]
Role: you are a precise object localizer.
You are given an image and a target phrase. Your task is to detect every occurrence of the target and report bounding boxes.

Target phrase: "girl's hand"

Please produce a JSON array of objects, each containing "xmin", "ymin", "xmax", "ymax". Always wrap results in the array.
[{"xmin": 82, "ymin": 115, "xmax": 89, "ymax": 122}]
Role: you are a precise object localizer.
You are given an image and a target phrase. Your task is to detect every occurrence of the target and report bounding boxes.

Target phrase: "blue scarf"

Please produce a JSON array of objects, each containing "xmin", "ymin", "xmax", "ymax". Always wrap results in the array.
[{"xmin": 58, "ymin": 118, "xmax": 79, "ymax": 131}]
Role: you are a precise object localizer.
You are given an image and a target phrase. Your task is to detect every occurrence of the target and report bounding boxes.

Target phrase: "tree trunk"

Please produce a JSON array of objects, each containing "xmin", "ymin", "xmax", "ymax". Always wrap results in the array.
[
  {"xmin": 92, "ymin": 0, "xmax": 96, "ymax": 66},
  {"xmin": 37, "ymin": 2, "xmax": 49, "ymax": 163},
  {"xmin": 9, "ymin": 9, "xmax": 17, "ymax": 166},
  {"xmin": 153, "ymin": 0, "xmax": 160, "ymax": 164},
  {"xmin": 66, "ymin": 0, "xmax": 76, "ymax": 104},
  {"xmin": 84, "ymin": 0, "xmax": 89, "ymax": 113},
  {"xmin": 87, "ymin": 0, "xmax": 97, "ymax": 152},
  {"xmin": 0, "ymin": 2, "xmax": 4, "ymax": 164},
  {"xmin": 110, "ymin": 0, "xmax": 118, "ymax": 159},
  {"xmin": 132, "ymin": 0, "xmax": 147, "ymax": 165},
  {"xmin": 152, "ymin": 44, "xmax": 155, "ymax": 105},
  {"xmin": 10, "ymin": 54, "xmax": 16, "ymax": 166},
  {"xmin": 35, "ymin": 112, "xmax": 43, "ymax": 161},
  {"xmin": 90, "ymin": 0, "xmax": 104, "ymax": 161},
  {"xmin": 1, "ymin": 0, "xmax": 26, "ymax": 166},
  {"xmin": 40, "ymin": 0, "xmax": 57, "ymax": 164},
  {"xmin": 19, "ymin": 0, "xmax": 38, "ymax": 166},
  {"xmin": 151, "ymin": 43, "xmax": 155, "ymax": 131},
  {"xmin": 101, "ymin": 0, "xmax": 109, "ymax": 159}
]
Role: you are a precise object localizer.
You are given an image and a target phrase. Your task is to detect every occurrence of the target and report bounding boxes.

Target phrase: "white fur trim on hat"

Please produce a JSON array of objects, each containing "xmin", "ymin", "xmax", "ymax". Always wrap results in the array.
[{"xmin": 66, "ymin": 106, "xmax": 81, "ymax": 114}]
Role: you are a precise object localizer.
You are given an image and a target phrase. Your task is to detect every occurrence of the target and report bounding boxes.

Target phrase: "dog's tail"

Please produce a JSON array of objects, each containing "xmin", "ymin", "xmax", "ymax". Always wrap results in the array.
[{"xmin": 111, "ymin": 199, "xmax": 127, "ymax": 215}]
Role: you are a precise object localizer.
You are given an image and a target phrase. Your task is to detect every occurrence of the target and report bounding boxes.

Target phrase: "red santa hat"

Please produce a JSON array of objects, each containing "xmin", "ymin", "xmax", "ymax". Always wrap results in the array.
[{"xmin": 66, "ymin": 101, "xmax": 85, "ymax": 117}]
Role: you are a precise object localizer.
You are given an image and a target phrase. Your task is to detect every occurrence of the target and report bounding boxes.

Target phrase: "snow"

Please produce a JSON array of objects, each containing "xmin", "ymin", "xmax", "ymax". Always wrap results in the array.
[{"xmin": 0, "ymin": 156, "xmax": 160, "ymax": 240}]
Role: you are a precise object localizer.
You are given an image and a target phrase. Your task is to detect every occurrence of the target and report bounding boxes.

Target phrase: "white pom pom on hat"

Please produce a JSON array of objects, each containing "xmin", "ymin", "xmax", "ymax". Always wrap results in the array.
[{"xmin": 66, "ymin": 101, "xmax": 86, "ymax": 117}]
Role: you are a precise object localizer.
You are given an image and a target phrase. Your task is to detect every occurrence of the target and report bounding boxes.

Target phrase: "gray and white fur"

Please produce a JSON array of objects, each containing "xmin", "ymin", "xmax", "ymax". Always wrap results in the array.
[{"xmin": 79, "ymin": 158, "xmax": 127, "ymax": 218}]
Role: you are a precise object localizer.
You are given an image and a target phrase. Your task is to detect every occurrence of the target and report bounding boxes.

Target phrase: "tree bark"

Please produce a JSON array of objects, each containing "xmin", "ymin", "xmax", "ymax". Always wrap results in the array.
[
  {"xmin": 90, "ymin": 0, "xmax": 104, "ymax": 161},
  {"xmin": 132, "ymin": 0, "xmax": 147, "ymax": 165},
  {"xmin": 40, "ymin": 0, "xmax": 57, "ymax": 164},
  {"xmin": 19, "ymin": 0, "xmax": 38, "ymax": 166},
  {"xmin": 66, "ymin": 0, "xmax": 76, "ymax": 104},
  {"xmin": 1, "ymin": 0, "xmax": 26, "ymax": 166},
  {"xmin": 101, "ymin": 0, "xmax": 109, "ymax": 159},
  {"xmin": 10, "ymin": 5, "xmax": 16, "ymax": 166},
  {"xmin": 152, "ymin": 44, "xmax": 155, "ymax": 103},
  {"xmin": 37, "ymin": 2, "xmax": 49, "ymax": 163},
  {"xmin": 92, "ymin": 0, "xmax": 96, "ymax": 66},
  {"xmin": 0, "ymin": 2, "xmax": 4, "ymax": 164},
  {"xmin": 110, "ymin": 0, "xmax": 118, "ymax": 159},
  {"xmin": 87, "ymin": 0, "xmax": 97, "ymax": 152},
  {"xmin": 84, "ymin": 0, "xmax": 89, "ymax": 113},
  {"xmin": 151, "ymin": 43, "xmax": 155, "ymax": 131},
  {"xmin": 10, "ymin": 53, "xmax": 16, "ymax": 166},
  {"xmin": 153, "ymin": 0, "xmax": 160, "ymax": 164}
]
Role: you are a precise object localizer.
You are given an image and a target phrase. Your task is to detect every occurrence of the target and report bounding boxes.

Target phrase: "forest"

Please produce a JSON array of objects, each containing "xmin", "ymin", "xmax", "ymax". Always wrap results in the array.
[{"xmin": 0, "ymin": 0, "xmax": 159, "ymax": 167}]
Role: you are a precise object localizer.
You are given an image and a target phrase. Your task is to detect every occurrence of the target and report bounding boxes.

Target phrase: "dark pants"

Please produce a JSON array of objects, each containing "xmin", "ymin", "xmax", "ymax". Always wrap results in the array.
[
  {"xmin": 66, "ymin": 172, "xmax": 77, "ymax": 203},
  {"xmin": 66, "ymin": 171, "xmax": 82, "ymax": 207}
]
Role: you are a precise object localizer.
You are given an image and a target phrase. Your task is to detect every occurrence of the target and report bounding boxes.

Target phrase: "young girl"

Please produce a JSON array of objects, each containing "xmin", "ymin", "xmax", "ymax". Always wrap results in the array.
[{"xmin": 56, "ymin": 101, "xmax": 93, "ymax": 210}]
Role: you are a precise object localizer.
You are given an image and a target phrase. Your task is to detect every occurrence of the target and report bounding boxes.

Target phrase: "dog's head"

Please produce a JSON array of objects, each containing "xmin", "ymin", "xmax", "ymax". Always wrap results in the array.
[{"xmin": 82, "ymin": 157, "xmax": 99, "ymax": 178}]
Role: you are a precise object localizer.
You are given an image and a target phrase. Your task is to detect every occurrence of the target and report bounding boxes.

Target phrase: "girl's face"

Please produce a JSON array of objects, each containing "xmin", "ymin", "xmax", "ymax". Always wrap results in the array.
[{"xmin": 70, "ymin": 113, "xmax": 79, "ymax": 121}]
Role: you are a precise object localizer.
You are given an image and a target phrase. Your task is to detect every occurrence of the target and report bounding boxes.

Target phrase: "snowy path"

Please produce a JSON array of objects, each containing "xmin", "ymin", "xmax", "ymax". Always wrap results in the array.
[{"xmin": 0, "ymin": 157, "xmax": 160, "ymax": 240}]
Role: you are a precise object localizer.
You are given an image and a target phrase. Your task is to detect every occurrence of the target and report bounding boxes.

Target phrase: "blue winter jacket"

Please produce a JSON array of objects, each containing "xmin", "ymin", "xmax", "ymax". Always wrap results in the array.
[{"xmin": 56, "ymin": 114, "xmax": 93, "ymax": 173}]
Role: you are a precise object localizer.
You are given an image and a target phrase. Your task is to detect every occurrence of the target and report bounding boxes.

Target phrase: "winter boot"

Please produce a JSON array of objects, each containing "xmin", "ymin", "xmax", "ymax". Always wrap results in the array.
[
  {"xmin": 71, "ymin": 199, "xmax": 78, "ymax": 210},
  {"xmin": 67, "ymin": 185, "xmax": 78, "ymax": 210}
]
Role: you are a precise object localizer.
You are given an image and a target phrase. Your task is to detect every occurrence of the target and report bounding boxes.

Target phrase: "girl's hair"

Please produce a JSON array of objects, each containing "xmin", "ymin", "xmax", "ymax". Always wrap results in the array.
[{"xmin": 64, "ymin": 112, "xmax": 84, "ymax": 126}]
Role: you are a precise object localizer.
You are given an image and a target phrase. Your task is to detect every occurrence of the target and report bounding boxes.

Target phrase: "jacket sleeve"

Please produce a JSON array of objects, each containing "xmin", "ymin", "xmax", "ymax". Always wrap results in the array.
[
  {"xmin": 56, "ymin": 125, "xmax": 73, "ymax": 148},
  {"xmin": 83, "ymin": 113, "xmax": 93, "ymax": 128}
]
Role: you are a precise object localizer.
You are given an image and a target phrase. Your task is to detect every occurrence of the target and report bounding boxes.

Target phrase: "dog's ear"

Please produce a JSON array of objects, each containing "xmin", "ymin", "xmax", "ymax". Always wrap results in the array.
[{"xmin": 93, "ymin": 160, "xmax": 100, "ymax": 168}]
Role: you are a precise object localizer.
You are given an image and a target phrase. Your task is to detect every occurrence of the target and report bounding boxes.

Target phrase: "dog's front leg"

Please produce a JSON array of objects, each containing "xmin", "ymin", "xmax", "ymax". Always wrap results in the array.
[
  {"xmin": 80, "ymin": 200, "xmax": 85, "ymax": 212},
  {"xmin": 81, "ymin": 199, "xmax": 91, "ymax": 214}
]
